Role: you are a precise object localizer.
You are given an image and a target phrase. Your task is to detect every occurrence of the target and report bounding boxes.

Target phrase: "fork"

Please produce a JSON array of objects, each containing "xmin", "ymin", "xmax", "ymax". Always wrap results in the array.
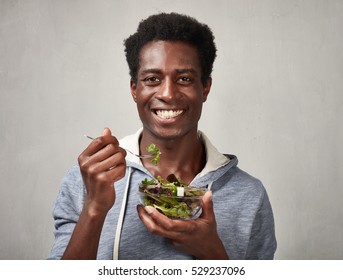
[{"xmin": 84, "ymin": 135, "xmax": 153, "ymax": 159}]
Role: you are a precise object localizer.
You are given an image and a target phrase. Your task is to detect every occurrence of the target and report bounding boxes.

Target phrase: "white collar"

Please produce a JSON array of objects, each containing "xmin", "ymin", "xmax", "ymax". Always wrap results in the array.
[
  {"xmin": 195, "ymin": 131, "xmax": 230, "ymax": 179},
  {"xmin": 119, "ymin": 128, "xmax": 143, "ymax": 164}
]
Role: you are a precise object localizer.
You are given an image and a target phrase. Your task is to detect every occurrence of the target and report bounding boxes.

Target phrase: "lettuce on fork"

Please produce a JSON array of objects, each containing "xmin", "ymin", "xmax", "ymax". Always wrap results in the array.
[{"xmin": 146, "ymin": 143, "xmax": 161, "ymax": 165}]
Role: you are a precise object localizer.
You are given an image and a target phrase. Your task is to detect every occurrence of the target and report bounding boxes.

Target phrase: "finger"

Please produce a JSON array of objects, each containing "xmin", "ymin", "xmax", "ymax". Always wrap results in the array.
[
  {"xmin": 81, "ymin": 134, "xmax": 120, "ymax": 160},
  {"xmin": 143, "ymin": 206, "xmax": 194, "ymax": 235},
  {"xmin": 87, "ymin": 143, "xmax": 125, "ymax": 165},
  {"xmin": 78, "ymin": 143, "xmax": 120, "ymax": 173},
  {"xmin": 103, "ymin": 127, "xmax": 112, "ymax": 137},
  {"xmin": 137, "ymin": 205, "xmax": 178, "ymax": 238},
  {"xmin": 199, "ymin": 191, "xmax": 215, "ymax": 221},
  {"xmin": 87, "ymin": 162, "xmax": 126, "ymax": 189},
  {"xmin": 137, "ymin": 205, "xmax": 163, "ymax": 234},
  {"xmin": 106, "ymin": 162, "xmax": 127, "ymax": 184},
  {"xmin": 86, "ymin": 149, "xmax": 126, "ymax": 174},
  {"xmin": 103, "ymin": 149, "xmax": 126, "ymax": 170}
]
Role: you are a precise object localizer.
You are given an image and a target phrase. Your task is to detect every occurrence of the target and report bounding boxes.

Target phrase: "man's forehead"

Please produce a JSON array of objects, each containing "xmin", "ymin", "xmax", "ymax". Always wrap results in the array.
[{"xmin": 138, "ymin": 41, "xmax": 201, "ymax": 73}]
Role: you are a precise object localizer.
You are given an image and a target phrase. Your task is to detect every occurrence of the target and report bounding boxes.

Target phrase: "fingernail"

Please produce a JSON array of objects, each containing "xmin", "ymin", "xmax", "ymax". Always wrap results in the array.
[{"xmin": 145, "ymin": 206, "xmax": 154, "ymax": 214}]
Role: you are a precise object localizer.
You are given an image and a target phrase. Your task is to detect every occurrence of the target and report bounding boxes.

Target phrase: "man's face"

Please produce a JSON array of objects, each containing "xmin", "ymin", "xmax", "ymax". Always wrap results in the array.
[{"xmin": 131, "ymin": 40, "xmax": 211, "ymax": 140}]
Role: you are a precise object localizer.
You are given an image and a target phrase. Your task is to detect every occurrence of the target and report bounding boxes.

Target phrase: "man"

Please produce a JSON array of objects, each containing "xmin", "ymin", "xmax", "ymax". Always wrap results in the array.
[{"xmin": 49, "ymin": 12, "xmax": 276, "ymax": 260}]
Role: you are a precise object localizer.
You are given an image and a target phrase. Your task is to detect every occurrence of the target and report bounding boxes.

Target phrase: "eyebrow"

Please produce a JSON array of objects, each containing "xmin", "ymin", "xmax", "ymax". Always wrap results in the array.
[
  {"xmin": 176, "ymin": 68, "xmax": 197, "ymax": 74},
  {"xmin": 140, "ymin": 68, "xmax": 197, "ymax": 75},
  {"xmin": 140, "ymin": 68, "xmax": 162, "ymax": 75}
]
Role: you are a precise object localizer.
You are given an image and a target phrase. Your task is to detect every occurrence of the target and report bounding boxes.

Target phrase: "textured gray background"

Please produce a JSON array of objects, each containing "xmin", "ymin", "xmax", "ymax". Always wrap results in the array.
[{"xmin": 1, "ymin": 0, "xmax": 342, "ymax": 259}]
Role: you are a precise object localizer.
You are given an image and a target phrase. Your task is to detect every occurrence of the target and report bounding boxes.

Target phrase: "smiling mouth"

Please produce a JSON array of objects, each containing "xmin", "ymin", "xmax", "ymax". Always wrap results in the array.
[{"xmin": 155, "ymin": 109, "xmax": 184, "ymax": 119}]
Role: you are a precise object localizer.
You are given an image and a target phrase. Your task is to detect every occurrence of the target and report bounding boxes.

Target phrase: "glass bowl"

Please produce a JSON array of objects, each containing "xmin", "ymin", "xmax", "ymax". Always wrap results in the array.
[{"xmin": 138, "ymin": 183, "xmax": 208, "ymax": 220}]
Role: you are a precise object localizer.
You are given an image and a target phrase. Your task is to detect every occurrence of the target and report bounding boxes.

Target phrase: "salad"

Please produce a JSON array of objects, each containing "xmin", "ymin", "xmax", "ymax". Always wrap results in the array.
[{"xmin": 139, "ymin": 174, "xmax": 207, "ymax": 219}]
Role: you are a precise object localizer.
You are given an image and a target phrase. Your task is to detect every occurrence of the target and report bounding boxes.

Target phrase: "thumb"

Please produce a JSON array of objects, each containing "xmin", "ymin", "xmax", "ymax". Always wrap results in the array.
[
  {"xmin": 200, "ymin": 191, "xmax": 215, "ymax": 221},
  {"xmin": 102, "ymin": 127, "xmax": 112, "ymax": 137}
]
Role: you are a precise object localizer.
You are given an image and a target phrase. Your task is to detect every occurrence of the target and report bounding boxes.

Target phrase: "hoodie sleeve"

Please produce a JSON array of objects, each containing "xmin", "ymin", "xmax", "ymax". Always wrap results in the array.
[
  {"xmin": 244, "ymin": 187, "xmax": 277, "ymax": 259},
  {"xmin": 47, "ymin": 165, "xmax": 85, "ymax": 259}
]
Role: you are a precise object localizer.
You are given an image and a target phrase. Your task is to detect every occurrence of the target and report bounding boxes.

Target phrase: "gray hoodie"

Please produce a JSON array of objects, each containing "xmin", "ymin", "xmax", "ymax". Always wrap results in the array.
[{"xmin": 48, "ymin": 129, "xmax": 276, "ymax": 259}]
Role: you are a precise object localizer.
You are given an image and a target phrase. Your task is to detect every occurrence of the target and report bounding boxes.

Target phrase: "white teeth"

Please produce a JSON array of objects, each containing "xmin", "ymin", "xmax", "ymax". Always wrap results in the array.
[{"xmin": 156, "ymin": 110, "xmax": 184, "ymax": 119}]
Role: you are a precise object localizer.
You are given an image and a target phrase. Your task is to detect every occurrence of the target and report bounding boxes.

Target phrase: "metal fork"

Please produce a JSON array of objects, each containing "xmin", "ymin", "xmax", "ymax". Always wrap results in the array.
[{"xmin": 84, "ymin": 135, "xmax": 153, "ymax": 159}]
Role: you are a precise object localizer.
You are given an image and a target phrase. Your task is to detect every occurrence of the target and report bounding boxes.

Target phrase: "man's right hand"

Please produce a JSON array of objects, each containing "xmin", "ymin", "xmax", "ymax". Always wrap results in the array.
[
  {"xmin": 78, "ymin": 127, "xmax": 127, "ymax": 215},
  {"xmin": 62, "ymin": 128, "xmax": 126, "ymax": 259}
]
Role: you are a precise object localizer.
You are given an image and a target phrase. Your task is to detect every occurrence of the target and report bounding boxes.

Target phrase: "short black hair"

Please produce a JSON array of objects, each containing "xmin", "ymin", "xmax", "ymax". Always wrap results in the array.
[{"xmin": 124, "ymin": 12, "xmax": 217, "ymax": 85}]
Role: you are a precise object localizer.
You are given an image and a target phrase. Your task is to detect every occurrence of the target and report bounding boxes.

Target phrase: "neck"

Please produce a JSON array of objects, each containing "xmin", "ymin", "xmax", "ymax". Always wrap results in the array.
[{"xmin": 140, "ymin": 130, "xmax": 206, "ymax": 184}]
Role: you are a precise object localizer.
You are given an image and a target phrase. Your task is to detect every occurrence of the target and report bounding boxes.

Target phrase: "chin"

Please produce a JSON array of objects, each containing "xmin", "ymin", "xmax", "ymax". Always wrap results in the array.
[{"xmin": 147, "ymin": 125, "xmax": 195, "ymax": 141}]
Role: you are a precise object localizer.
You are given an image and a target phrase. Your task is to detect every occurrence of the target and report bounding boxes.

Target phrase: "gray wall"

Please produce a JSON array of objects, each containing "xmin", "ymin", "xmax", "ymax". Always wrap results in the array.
[{"xmin": 1, "ymin": 0, "xmax": 342, "ymax": 259}]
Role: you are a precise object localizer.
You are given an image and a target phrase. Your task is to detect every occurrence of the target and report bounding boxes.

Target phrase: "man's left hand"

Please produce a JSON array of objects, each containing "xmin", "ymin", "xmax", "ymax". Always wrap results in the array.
[{"xmin": 137, "ymin": 191, "xmax": 229, "ymax": 259}]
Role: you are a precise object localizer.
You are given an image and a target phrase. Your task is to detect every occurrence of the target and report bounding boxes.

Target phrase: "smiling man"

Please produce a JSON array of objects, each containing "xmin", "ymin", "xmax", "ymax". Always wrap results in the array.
[{"xmin": 48, "ymin": 12, "xmax": 276, "ymax": 260}]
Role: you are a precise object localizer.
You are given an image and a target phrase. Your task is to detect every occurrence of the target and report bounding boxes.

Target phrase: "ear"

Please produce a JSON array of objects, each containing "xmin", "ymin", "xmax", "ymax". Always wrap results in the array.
[
  {"xmin": 130, "ymin": 80, "xmax": 137, "ymax": 103},
  {"xmin": 202, "ymin": 77, "xmax": 212, "ymax": 102}
]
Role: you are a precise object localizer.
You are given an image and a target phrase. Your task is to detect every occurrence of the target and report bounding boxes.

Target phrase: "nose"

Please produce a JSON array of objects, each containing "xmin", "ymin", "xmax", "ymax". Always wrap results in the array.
[{"xmin": 156, "ymin": 78, "xmax": 180, "ymax": 103}]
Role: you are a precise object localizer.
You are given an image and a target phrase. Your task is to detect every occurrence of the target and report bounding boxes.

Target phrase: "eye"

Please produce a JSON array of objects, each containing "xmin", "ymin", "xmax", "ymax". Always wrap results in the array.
[
  {"xmin": 177, "ymin": 76, "xmax": 193, "ymax": 85},
  {"xmin": 142, "ymin": 76, "xmax": 161, "ymax": 85}
]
